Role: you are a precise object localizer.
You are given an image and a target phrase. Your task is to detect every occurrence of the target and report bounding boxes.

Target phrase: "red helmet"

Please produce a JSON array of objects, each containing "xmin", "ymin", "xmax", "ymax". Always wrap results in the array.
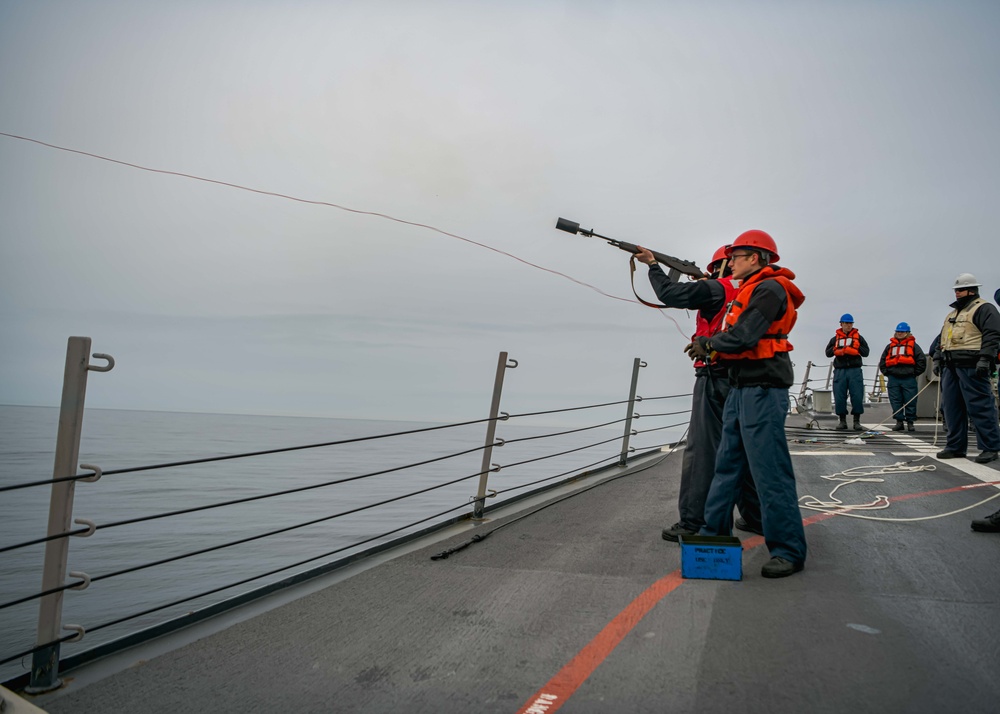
[
  {"xmin": 709, "ymin": 244, "xmax": 729, "ymax": 265},
  {"xmin": 707, "ymin": 245, "xmax": 730, "ymax": 272},
  {"xmin": 727, "ymin": 230, "xmax": 779, "ymax": 262}
]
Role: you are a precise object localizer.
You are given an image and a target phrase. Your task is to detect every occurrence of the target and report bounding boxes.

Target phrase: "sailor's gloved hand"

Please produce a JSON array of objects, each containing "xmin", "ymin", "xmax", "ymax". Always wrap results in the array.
[
  {"xmin": 976, "ymin": 357, "xmax": 991, "ymax": 379},
  {"xmin": 686, "ymin": 336, "xmax": 713, "ymax": 360},
  {"xmin": 932, "ymin": 362, "xmax": 940, "ymax": 377}
]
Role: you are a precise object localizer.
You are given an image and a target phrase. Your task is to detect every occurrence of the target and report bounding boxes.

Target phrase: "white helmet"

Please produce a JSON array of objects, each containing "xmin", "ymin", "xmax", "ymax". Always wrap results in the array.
[{"xmin": 953, "ymin": 273, "xmax": 982, "ymax": 289}]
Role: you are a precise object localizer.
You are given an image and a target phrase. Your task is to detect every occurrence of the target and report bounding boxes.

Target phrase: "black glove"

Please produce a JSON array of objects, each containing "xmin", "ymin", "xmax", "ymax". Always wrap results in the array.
[
  {"xmin": 685, "ymin": 336, "xmax": 713, "ymax": 360},
  {"xmin": 976, "ymin": 357, "xmax": 991, "ymax": 379},
  {"xmin": 933, "ymin": 362, "xmax": 940, "ymax": 377}
]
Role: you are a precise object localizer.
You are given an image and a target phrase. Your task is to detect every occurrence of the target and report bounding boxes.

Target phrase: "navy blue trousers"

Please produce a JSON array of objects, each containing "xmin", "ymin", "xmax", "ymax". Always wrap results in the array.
[
  {"xmin": 887, "ymin": 376, "xmax": 918, "ymax": 423},
  {"xmin": 676, "ymin": 371, "xmax": 761, "ymax": 531},
  {"xmin": 941, "ymin": 366, "xmax": 1000, "ymax": 453},
  {"xmin": 833, "ymin": 367, "xmax": 865, "ymax": 416},
  {"xmin": 700, "ymin": 386, "xmax": 807, "ymax": 564}
]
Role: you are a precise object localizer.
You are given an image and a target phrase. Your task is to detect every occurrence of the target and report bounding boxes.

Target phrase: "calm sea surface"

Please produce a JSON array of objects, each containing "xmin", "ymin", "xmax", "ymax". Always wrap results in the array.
[{"xmin": 0, "ymin": 405, "xmax": 685, "ymax": 683}]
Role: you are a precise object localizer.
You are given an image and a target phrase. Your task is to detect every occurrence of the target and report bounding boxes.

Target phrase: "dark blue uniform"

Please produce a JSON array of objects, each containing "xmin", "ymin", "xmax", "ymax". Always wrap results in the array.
[
  {"xmin": 647, "ymin": 266, "xmax": 761, "ymax": 536},
  {"xmin": 934, "ymin": 295, "xmax": 1000, "ymax": 458},
  {"xmin": 699, "ymin": 271, "xmax": 807, "ymax": 569},
  {"xmin": 878, "ymin": 339, "xmax": 927, "ymax": 425},
  {"xmin": 825, "ymin": 332, "xmax": 871, "ymax": 418}
]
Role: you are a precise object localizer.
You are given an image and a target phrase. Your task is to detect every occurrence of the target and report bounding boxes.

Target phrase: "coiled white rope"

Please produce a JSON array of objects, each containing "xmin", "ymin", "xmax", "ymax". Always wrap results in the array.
[{"xmin": 799, "ymin": 456, "xmax": 1000, "ymax": 522}]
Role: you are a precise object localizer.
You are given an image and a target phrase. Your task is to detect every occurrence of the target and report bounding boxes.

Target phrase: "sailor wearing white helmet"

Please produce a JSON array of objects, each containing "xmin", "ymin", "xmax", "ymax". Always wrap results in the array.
[{"xmin": 933, "ymin": 273, "xmax": 1000, "ymax": 471}]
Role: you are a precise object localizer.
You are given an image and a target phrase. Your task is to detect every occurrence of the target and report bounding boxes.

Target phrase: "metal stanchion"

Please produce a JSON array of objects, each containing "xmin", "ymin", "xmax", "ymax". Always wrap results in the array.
[
  {"xmin": 472, "ymin": 352, "xmax": 516, "ymax": 519},
  {"xmin": 619, "ymin": 358, "xmax": 644, "ymax": 465},
  {"xmin": 26, "ymin": 337, "xmax": 113, "ymax": 693}
]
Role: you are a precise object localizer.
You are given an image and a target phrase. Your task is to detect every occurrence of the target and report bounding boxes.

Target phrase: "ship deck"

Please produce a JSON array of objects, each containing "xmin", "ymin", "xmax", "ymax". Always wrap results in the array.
[{"xmin": 25, "ymin": 405, "xmax": 1000, "ymax": 714}]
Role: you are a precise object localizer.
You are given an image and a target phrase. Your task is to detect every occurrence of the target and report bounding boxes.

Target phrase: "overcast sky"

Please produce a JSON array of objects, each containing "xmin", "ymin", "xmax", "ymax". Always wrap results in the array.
[{"xmin": 1, "ymin": 1, "xmax": 998, "ymax": 424}]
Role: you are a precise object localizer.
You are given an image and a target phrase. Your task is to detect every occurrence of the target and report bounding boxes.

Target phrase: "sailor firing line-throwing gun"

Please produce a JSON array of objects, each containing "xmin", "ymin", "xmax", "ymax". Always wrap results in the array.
[{"xmin": 553, "ymin": 218, "xmax": 768, "ymax": 563}]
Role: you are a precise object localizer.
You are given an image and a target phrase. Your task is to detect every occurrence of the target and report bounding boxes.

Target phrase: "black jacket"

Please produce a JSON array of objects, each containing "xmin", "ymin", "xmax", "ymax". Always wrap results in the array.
[
  {"xmin": 647, "ymin": 265, "xmax": 727, "ymax": 318},
  {"xmin": 708, "ymin": 271, "xmax": 795, "ymax": 388},
  {"xmin": 878, "ymin": 339, "xmax": 927, "ymax": 378},
  {"xmin": 825, "ymin": 331, "xmax": 870, "ymax": 369},
  {"xmin": 934, "ymin": 294, "xmax": 1000, "ymax": 367}
]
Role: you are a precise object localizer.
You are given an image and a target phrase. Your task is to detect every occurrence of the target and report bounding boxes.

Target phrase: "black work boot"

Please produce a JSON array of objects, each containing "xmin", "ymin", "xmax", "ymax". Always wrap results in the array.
[
  {"xmin": 892, "ymin": 421, "xmax": 904, "ymax": 431},
  {"xmin": 907, "ymin": 421, "xmax": 915, "ymax": 432},
  {"xmin": 975, "ymin": 451, "xmax": 999, "ymax": 464},
  {"xmin": 971, "ymin": 508, "xmax": 1000, "ymax": 532},
  {"xmin": 761, "ymin": 557, "xmax": 804, "ymax": 578},
  {"xmin": 853, "ymin": 415, "xmax": 863, "ymax": 431},
  {"xmin": 835, "ymin": 415, "xmax": 848, "ymax": 430},
  {"xmin": 661, "ymin": 522, "xmax": 697, "ymax": 542}
]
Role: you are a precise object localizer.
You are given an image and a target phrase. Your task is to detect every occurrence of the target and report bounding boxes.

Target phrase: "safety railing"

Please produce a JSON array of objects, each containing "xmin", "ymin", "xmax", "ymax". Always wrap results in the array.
[
  {"xmin": 0, "ymin": 338, "xmax": 692, "ymax": 691},
  {"xmin": 795, "ymin": 360, "xmax": 890, "ymax": 413}
]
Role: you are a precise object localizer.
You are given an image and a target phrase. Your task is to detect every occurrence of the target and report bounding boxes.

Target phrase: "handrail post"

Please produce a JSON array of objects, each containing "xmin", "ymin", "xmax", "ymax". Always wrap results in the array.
[
  {"xmin": 619, "ymin": 358, "xmax": 644, "ymax": 466},
  {"xmin": 824, "ymin": 364, "xmax": 833, "ymax": 390},
  {"xmin": 472, "ymin": 351, "xmax": 516, "ymax": 519},
  {"xmin": 798, "ymin": 360, "xmax": 813, "ymax": 406},
  {"xmin": 27, "ymin": 337, "xmax": 110, "ymax": 693}
]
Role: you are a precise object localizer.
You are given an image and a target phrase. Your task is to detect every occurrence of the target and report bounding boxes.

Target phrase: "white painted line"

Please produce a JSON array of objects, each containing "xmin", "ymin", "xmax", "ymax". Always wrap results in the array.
[{"xmin": 791, "ymin": 451, "xmax": 875, "ymax": 456}]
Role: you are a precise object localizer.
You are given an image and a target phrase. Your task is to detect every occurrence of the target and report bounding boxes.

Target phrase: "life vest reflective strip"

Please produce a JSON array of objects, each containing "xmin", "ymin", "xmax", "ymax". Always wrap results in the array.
[
  {"xmin": 833, "ymin": 328, "xmax": 861, "ymax": 357},
  {"xmin": 716, "ymin": 266, "xmax": 804, "ymax": 362},
  {"xmin": 692, "ymin": 277, "xmax": 739, "ymax": 368},
  {"xmin": 885, "ymin": 336, "xmax": 916, "ymax": 367}
]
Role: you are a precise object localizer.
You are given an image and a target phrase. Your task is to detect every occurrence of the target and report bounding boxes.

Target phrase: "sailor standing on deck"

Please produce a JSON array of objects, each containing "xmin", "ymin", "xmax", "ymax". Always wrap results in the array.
[
  {"xmin": 687, "ymin": 231, "xmax": 808, "ymax": 578},
  {"xmin": 825, "ymin": 315, "xmax": 871, "ymax": 431},
  {"xmin": 877, "ymin": 323, "xmax": 927, "ymax": 432},
  {"xmin": 933, "ymin": 273, "xmax": 1000, "ymax": 466},
  {"xmin": 632, "ymin": 244, "xmax": 762, "ymax": 542}
]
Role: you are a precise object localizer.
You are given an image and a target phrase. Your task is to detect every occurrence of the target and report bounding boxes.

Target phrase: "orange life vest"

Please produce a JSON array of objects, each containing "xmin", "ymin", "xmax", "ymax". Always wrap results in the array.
[
  {"xmin": 716, "ymin": 266, "xmax": 804, "ymax": 361},
  {"xmin": 833, "ymin": 328, "xmax": 861, "ymax": 356},
  {"xmin": 884, "ymin": 335, "xmax": 916, "ymax": 367},
  {"xmin": 692, "ymin": 277, "xmax": 739, "ymax": 368}
]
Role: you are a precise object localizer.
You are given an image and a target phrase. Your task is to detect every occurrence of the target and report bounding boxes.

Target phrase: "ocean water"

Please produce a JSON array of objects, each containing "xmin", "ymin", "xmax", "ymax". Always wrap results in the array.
[{"xmin": 0, "ymin": 404, "xmax": 686, "ymax": 683}]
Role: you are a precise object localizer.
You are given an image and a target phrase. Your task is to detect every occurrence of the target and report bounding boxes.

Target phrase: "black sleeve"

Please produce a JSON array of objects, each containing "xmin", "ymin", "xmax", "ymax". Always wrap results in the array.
[
  {"xmin": 710, "ymin": 280, "xmax": 786, "ymax": 354},
  {"xmin": 825, "ymin": 336, "xmax": 836, "ymax": 358},
  {"xmin": 973, "ymin": 303, "xmax": 1000, "ymax": 362},
  {"xmin": 913, "ymin": 342, "xmax": 927, "ymax": 375},
  {"xmin": 929, "ymin": 333, "xmax": 941, "ymax": 362},
  {"xmin": 646, "ymin": 265, "xmax": 726, "ymax": 313},
  {"xmin": 878, "ymin": 344, "xmax": 889, "ymax": 374},
  {"xmin": 858, "ymin": 334, "xmax": 871, "ymax": 358}
]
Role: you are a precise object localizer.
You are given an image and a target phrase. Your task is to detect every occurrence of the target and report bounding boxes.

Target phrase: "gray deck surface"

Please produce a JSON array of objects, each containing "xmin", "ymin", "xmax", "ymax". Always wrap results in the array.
[{"xmin": 31, "ymin": 407, "xmax": 1000, "ymax": 713}]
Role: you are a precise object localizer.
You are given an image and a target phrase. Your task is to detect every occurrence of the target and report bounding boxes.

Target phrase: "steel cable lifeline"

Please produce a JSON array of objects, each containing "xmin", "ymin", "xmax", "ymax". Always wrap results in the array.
[
  {"xmin": 0, "ymin": 395, "xmax": 688, "ymax": 494},
  {"xmin": 0, "ymin": 459, "xmax": 505, "ymax": 612},
  {"xmin": 498, "ymin": 417, "xmax": 629, "ymax": 445},
  {"xmin": 0, "ymin": 414, "xmax": 504, "ymax": 494},
  {"xmin": 500, "ymin": 393, "xmax": 691, "ymax": 421},
  {"xmin": 1, "ymin": 427, "xmax": 676, "ymax": 661},
  {"xmin": 492, "ymin": 454, "xmax": 623, "ymax": 496},
  {"xmin": 0, "ymin": 411, "xmax": 686, "ymax": 607},
  {"xmin": 431, "ymin": 443, "xmax": 680, "ymax": 560},
  {"xmin": 502, "ymin": 399, "xmax": 632, "ymax": 419},
  {"xmin": 0, "ymin": 439, "xmax": 498, "ymax": 556},
  {"xmin": 634, "ymin": 420, "xmax": 691, "ymax": 435},
  {"xmin": 0, "ymin": 413, "xmax": 659, "ymax": 555},
  {"xmin": 497, "ymin": 435, "xmax": 626, "ymax": 471},
  {"xmin": 635, "ymin": 409, "xmax": 692, "ymax": 418},
  {"xmin": 0, "ymin": 496, "xmax": 479, "ymax": 668},
  {"xmin": 1, "ymin": 430, "xmax": 692, "ymax": 664}
]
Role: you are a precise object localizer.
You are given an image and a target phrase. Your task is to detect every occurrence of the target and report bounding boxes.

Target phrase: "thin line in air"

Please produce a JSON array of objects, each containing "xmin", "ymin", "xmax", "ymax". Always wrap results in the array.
[{"xmin": 0, "ymin": 130, "xmax": 691, "ymax": 339}]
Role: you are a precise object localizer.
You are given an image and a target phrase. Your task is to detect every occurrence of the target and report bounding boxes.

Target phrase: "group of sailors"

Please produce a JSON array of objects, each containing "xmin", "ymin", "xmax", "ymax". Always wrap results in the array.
[{"xmin": 631, "ymin": 234, "xmax": 1000, "ymax": 580}]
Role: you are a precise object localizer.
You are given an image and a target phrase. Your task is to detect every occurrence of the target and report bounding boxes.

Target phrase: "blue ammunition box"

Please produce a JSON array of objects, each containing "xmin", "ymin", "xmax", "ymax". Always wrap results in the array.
[{"xmin": 678, "ymin": 535, "xmax": 743, "ymax": 581}]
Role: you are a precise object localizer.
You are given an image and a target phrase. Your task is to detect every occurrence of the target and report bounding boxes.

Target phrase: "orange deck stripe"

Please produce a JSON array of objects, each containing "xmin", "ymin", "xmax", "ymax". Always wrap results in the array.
[{"xmin": 514, "ymin": 480, "xmax": 999, "ymax": 714}]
